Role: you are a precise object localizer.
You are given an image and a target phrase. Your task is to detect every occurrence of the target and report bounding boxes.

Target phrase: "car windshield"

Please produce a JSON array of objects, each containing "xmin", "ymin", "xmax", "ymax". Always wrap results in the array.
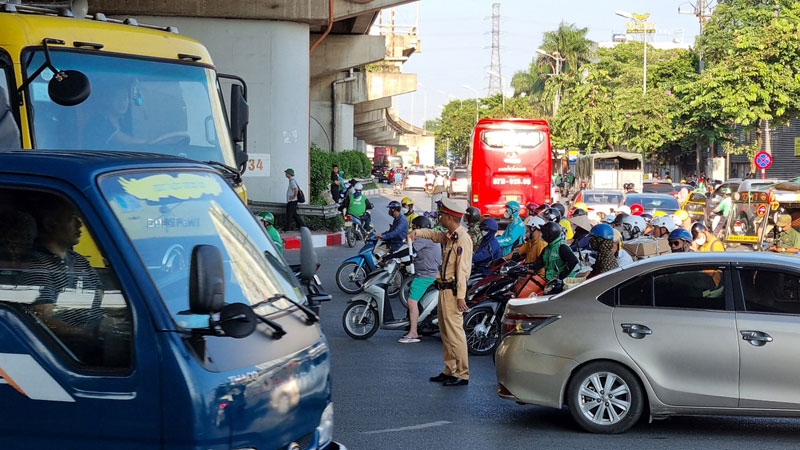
[
  {"xmin": 643, "ymin": 183, "xmax": 675, "ymax": 193},
  {"xmin": 24, "ymin": 50, "xmax": 235, "ymax": 167},
  {"xmin": 99, "ymin": 170, "xmax": 302, "ymax": 327},
  {"xmin": 455, "ymin": 171, "xmax": 467, "ymax": 179},
  {"xmin": 482, "ymin": 129, "xmax": 544, "ymax": 149},
  {"xmin": 409, "ymin": 170, "xmax": 425, "ymax": 176},
  {"xmin": 627, "ymin": 196, "xmax": 679, "ymax": 210},
  {"xmin": 583, "ymin": 192, "xmax": 622, "ymax": 204}
]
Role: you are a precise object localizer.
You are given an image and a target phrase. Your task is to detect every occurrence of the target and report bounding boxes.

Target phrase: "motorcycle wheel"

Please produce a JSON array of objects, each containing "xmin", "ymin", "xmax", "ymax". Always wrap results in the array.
[
  {"xmin": 345, "ymin": 227, "xmax": 355, "ymax": 248},
  {"xmin": 398, "ymin": 275, "xmax": 412, "ymax": 308},
  {"xmin": 464, "ymin": 307, "xmax": 500, "ymax": 356},
  {"xmin": 342, "ymin": 300, "xmax": 379, "ymax": 339},
  {"xmin": 335, "ymin": 262, "xmax": 367, "ymax": 294}
]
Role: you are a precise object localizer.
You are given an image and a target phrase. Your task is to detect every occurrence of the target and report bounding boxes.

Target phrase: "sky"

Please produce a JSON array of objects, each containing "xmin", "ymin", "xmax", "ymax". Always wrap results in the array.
[{"xmin": 387, "ymin": 0, "xmax": 708, "ymax": 128}]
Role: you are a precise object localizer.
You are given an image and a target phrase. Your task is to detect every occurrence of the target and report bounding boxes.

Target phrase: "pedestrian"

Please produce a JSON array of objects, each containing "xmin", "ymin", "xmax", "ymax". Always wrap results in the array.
[
  {"xmin": 408, "ymin": 197, "xmax": 472, "ymax": 386},
  {"xmin": 398, "ymin": 216, "xmax": 441, "ymax": 344},
  {"xmin": 768, "ymin": 214, "xmax": 800, "ymax": 254},
  {"xmin": 284, "ymin": 168, "xmax": 306, "ymax": 231},
  {"xmin": 567, "ymin": 170, "xmax": 575, "ymax": 193},
  {"xmin": 330, "ymin": 164, "xmax": 342, "ymax": 203}
]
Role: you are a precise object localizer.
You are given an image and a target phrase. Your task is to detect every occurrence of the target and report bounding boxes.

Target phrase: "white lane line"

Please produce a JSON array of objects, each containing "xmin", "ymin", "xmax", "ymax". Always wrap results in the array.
[{"xmin": 362, "ymin": 421, "xmax": 452, "ymax": 435}]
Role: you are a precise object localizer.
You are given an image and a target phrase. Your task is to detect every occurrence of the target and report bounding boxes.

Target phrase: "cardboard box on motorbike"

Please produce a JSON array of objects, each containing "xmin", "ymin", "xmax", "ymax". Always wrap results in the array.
[{"xmin": 623, "ymin": 237, "xmax": 671, "ymax": 258}]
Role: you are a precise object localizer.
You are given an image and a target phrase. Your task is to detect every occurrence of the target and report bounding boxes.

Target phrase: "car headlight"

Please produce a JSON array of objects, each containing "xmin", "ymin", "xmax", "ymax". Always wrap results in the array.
[{"xmin": 317, "ymin": 402, "xmax": 334, "ymax": 448}]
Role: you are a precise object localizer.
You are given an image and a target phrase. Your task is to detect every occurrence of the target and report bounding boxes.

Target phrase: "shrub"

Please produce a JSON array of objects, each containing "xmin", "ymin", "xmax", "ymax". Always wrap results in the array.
[
  {"xmin": 272, "ymin": 212, "xmax": 344, "ymax": 232},
  {"xmin": 309, "ymin": 144, "xmax": 372, "ymax": 204}
]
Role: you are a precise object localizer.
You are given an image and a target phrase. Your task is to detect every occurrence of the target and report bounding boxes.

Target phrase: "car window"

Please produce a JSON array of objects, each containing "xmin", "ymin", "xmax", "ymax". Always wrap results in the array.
[
  {"xmin": 626, "ymin": 196, "xmax": 679, "ymax": 210},
  {"xmin": 618, "ymin": 276, "xmax": 652, "ymax": 307},
  {"xmin": 0, "ymin": 189, "xmax": 133, "ymax": 371},
  {"xmin": 409, "ymin": 170, "xmax": 425, "ymax": 176},
  {"xmin": 739, "ymin": 269, "xmax": 800, "ymax": 315},
  {"xmin": 642, "ymin": 183, "xmax": 674, "ymax": 194},
  {"xmin": 653, "ymin": 269, "xmax": 726, "ymax": 310},
  {"xmin": 583, "ymin": 192, "xmax": 622, "ymax": 204},
  {"xmin": 455, "ymin": 171, "xmax": 467, "ymax": 179}
]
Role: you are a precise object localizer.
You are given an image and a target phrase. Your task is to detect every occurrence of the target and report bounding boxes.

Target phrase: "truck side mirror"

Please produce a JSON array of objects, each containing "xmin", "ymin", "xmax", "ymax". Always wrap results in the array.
[
  {"xmin": 230, "ymin": 84, "xmax": 249, "ymax": 143},
  {"xmin": 48, "ymin": 70, "xmax": 91, "ymax": 106},
  {"xmin": 299, "ymin": 227, "xmax": 318, "ymax": 282},
  {"xmin": 189, "ymin": 245, "xmax": 226, "ymax": 314}
]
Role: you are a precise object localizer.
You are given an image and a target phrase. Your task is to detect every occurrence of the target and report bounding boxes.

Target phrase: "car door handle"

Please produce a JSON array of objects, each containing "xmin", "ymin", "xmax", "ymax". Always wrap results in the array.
[
  {"xmin": 621, "ymin": 323, "xmax": 653, "ymax": 339},
  {"xmin": 741, "ymin": 330, "xmax": 773, "ymax": 346}
]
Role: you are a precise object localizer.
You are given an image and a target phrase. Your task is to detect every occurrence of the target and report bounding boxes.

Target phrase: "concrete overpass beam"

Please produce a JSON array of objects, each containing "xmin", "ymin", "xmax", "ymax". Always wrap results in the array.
[
  {"xmin": 367, "ymin": 72, "xmax": 416, "ymax": 100},
  {"xmin": 310, "ymin": 35, "xmax": 386, "ymax": 78}
]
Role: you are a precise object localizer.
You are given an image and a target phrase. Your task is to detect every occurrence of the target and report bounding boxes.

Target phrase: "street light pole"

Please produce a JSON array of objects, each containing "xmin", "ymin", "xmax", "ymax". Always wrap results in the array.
[
  {"xmin": 616, "ymin": 10, "xmax": 650, "ymax": 95},
  {"xmin": 462, "ymin": 84, "xmax": 480, "ymax": 123}
]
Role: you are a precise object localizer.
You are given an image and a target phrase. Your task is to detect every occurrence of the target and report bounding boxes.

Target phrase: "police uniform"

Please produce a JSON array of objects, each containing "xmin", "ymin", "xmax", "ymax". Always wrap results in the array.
[{"xmin": 415, "ymin": 198, "xmax": 473, "ymax": 381}]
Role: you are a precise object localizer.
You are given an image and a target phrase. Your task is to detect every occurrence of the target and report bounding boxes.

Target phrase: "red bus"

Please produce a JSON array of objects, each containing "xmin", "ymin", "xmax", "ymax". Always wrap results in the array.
[{"xmin": 468, "ymin": 118, "xmax": 553, "ymax": 218}]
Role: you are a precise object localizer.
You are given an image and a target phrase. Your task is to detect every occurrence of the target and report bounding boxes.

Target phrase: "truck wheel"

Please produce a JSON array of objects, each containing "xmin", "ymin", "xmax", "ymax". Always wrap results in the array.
[
  {"xmin": 342, "ymin": 300, "xmax": 379, "ymax": 339},
  {"xmin": 567, "ymin": 361, "xmax": 644, "ymax": 434},
  {"xmin": 336, "ymin": 262, "xmax": 367, "ymax": 294}
]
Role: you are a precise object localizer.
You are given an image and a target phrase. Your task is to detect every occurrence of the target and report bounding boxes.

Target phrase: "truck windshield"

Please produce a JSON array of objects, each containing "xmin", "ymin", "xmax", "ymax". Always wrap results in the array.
[
  {"xmin": 99, "ymin": 170, "xmax": 302, "ymax": 327},
  {"xmin": 23, "ymin": 50, "xmax": 235, "ymax": 167}
]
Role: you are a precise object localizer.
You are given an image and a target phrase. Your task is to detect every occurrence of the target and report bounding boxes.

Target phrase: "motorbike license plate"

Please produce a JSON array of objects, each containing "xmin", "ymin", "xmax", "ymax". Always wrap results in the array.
[{"xmin": 344, "ymin": 221, "xmax": 352, "ymax": 227}]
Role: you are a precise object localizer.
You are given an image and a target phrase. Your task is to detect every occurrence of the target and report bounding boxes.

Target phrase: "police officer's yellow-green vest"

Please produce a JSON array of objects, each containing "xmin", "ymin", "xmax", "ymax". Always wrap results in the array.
[{"xmin": 348, "ymin": 194, "xmax": 367, "ymax": 216}]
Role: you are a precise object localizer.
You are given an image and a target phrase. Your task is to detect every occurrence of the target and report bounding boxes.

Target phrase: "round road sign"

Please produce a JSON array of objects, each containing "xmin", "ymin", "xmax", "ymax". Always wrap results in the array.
[
  {"xmin": 757, "ymin": 204, "xmax": 768, "ymax": 217},
  {"xmin": 754, "ymin": 152, "xmax": 773, "ymax": 169}
]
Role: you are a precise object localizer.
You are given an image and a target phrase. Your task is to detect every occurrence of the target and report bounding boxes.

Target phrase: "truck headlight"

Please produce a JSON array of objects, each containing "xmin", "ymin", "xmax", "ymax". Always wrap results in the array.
[{"xmin": 317, "ymin": 402, "xmax": 334, "ymax": 447}]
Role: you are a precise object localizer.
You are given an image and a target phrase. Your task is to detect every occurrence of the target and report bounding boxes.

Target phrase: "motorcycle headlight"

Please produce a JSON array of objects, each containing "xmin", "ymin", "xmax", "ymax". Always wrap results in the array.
[{"xmin": 317, "ymin": 402, "xmax": 334, "ymax": 447}]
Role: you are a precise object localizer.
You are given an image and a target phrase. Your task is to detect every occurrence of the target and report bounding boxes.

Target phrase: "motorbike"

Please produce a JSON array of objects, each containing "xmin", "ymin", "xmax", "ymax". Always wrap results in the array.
[
  {"xmin": 344, "ymin": 213, "xmax": 371, "ymax": 248},
  {"xmin": 342, "ymin": 240, "xmax": 440, "ymax": 339},
  {"xmin": 335, "ymin": 234, "xmax": 408, "ymax": 303},
  {"xmin": 393, "ymin": 182, "xmax": 403, "ymax": 195}
]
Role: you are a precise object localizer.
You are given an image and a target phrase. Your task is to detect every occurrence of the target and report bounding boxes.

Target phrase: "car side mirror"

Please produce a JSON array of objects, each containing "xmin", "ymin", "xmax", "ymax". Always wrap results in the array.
[
  {"xmin": 189, "ymin": 245, "xmax": 226, "ymax": 314},
  {"xmin": 299, "ymin": 227, "xmax": 318, "ymax": 282}
]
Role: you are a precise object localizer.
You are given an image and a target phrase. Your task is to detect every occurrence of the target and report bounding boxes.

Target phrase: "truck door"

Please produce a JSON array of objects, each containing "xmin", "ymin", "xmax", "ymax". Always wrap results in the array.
[{"xmin": 0, "ymin": 183, "xmax": 161, "ymax": 448}]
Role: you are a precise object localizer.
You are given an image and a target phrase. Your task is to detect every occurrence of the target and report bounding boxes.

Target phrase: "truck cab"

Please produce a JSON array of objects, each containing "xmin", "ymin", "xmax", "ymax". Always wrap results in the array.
[
  {"xmin": 0, "ymin": 150, "xmax": 344, "ymax": 449},
  {"xmin": 0, "ymin": 2, "xmax": 249, "ymax": 199}
]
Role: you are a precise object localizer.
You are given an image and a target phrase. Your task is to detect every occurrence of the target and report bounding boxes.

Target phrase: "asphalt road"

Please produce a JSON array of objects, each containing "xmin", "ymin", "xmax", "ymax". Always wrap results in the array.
[{"xmin": 286, "ymin": 186, "xmax": 800, "ymax": 450}]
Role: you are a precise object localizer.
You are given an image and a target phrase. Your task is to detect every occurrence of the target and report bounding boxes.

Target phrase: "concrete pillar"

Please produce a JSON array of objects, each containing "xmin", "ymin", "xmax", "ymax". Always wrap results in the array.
[
  {"xmin": 126, "ymin": 16, "xmax": 310, "ymax": 203},
  {"xmin": 333, "ymin": 103, "xmax": 355, "ymax": 152}
]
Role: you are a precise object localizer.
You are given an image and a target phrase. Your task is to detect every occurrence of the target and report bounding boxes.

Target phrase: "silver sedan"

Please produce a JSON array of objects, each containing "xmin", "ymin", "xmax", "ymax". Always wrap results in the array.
[{"xmin": 495, "ymin": 252, "xmax": 800, "ymax": 433}]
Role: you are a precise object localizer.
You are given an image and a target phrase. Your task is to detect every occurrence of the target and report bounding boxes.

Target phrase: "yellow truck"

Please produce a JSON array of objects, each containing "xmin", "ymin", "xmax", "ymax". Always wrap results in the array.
[{"xmin": 0, "ymin": 1, "xmax": 249, "ymax": 197}]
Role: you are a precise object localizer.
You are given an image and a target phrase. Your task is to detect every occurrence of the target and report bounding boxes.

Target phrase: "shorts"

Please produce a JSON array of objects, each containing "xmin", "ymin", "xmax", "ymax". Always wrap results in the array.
[{"xmin": 409, "ymin": 277, "xmax": 436, "ymax": 301}]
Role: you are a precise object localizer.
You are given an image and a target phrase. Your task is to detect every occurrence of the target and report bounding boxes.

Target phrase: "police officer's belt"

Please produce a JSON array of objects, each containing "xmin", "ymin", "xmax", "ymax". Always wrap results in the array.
[{"xmin": 434, "ymin": 279, "xmax": 456, "ymax": 290}]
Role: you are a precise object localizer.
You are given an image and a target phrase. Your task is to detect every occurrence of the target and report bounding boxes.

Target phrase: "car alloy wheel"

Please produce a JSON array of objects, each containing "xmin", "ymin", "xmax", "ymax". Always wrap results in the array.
[{"xmin": 567, "ymin": 362, "xmax": 644, "ymax": 434}]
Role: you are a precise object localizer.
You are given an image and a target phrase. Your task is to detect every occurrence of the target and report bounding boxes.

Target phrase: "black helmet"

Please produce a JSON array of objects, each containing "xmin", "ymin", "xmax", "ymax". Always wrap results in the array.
[
  {"xmin": 691, "ymin": 222, "xmax": 708, "ymax": 240},
  {"xmin": 571, "ymin": 208, "xmax": 587, "ymax": 217},
  {"xmin": 542, "ymin": 207, "xmax": 561, "ymax": 223},
  {"xmin": 464, "ymin": 206, "xmax": 481, "ymax": 225},
  {"xmin": 412, "ymin": 215, "xmax": 432, "ymax": 229},
  {"xmin": 612, "ymin": 212, "xmax": 629, "ymax": 226},
  {"xmin": 551, "ymin": 203, "xmax": 566, "ymax": 217},
  {"xmin": 624, "ymin": 182, "xmax": 634, "ymax": 190},
  {"xmin": 387, "ymin": 200, "xmax": 402, "ymax": 211},
  {"xmin": 541, "ymin": 221, "xmax": 563, "ymax": 243}
]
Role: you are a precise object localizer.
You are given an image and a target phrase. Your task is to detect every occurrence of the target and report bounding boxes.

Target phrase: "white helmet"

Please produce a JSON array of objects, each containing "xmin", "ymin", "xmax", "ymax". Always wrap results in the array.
[
  {"xmin": 616, "ymin": 205, "xmax": 632, "ymax": 215},
  {"xmin": 354, "ymin": 182, "xmax": 364, "ymax": 190},
  {"xmin": 651, "ymin": 215, "xmax": 677, "ymax": 233},
  {"xmin": 523, "ymin": 215, "xmax": 546, "ymax": 229},
  {"xmin": 621, "ymin": 215, "xmax": 647, "ymax": 240}
]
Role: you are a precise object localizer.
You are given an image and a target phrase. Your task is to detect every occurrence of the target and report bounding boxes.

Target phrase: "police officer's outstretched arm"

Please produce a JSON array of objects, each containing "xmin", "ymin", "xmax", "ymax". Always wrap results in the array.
[{"xmin": 411, "ymin": 228, "xmax": 447, "ymax": 244}]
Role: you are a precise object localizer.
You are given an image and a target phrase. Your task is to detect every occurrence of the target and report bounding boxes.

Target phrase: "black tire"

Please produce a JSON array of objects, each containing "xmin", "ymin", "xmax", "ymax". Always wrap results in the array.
[
  {"xmin": 567, "ymin": 361, "xmax": 644, "ymax": 434},
  {"xmin": 398, "ymin": 275, "xmax": 412, "ymax": 309},
  {"xmin": 345, "ymin": 227, "xmax": 355, "ymax": 248},
  {"xmin": 342, "ymin": 300, "xmax": 379, "ymax": 339},
  {"xmin": 335, "ymin": 262, "xmax": 367, "ymax": 295},
  {"xmin": 464, "ymin": 307, "xmax": 500, "ymax": 356}
]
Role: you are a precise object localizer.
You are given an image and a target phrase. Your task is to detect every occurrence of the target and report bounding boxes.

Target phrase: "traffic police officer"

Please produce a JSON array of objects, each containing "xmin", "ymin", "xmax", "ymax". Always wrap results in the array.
[{"xmin": 408, "ymin": 197, "xmax": 473, "ymax": 386}]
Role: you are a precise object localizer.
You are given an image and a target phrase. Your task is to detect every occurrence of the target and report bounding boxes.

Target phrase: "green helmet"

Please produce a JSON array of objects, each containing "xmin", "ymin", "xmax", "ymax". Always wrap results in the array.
[{"xmin": 258, "ymin": 211, "xmax": 275, "ymax": 225}]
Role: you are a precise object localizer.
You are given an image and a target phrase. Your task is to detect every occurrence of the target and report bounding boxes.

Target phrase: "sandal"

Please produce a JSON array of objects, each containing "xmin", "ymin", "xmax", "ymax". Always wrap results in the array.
[{"xmin": 398, "ymin": 335, "xmax": 420, "ymax": 343}]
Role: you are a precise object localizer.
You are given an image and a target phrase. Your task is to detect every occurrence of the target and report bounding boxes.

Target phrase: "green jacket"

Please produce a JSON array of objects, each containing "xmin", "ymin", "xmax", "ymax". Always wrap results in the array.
[
  {"xmin": 777, "ymin": 226, "xmax": 800, "ymax": 250},
  {"xmin": 266, "ymin": 224, "xmax": 284, "ymax": 254}
]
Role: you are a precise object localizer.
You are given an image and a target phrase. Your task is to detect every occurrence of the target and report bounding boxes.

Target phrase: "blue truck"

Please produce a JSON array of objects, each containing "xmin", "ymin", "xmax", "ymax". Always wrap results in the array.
[{"xmin": 0, "ymin": 150, "xmax": 344, "ymax": 449}]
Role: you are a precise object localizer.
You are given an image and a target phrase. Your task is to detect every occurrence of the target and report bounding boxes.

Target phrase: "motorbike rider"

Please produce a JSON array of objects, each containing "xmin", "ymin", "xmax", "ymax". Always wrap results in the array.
[
  {"xmin": 525, "ymin": 202, "xmax": 539, "ymax": 218},
  {"xmin": 496, "ymin": 201, "xmax": 525, "ymax": 256},
  {"xmin": 648, "ymin": 215, "xmax": 677, "ymax": 238},
  {"xmin": 568, "ymin": 214, "xmax": 592, "ymax": 252},
  {"xmin": 408, "ymin": 197, "xmax": 473, "ymax": 386},
  {"xmin": 613, "ymin": 229, "xmax": 634, "ymax": 265},
  {"xmin": 530, "ymin": 222, "xmax": 579, "ymax": 281},
  {"xmin": 401, "ymin": 197, "xmax": 419, "ymax": 232},
  {"xmin": 339, "ymin": 183, "xmax": 374, "ymax": 231},
  {"xmin": 673, "ymin": 209, "xmax": 693, "ymax": 232},
  {"xmin": 506, "ymin": 215, "xmax": 548, "ymax": 277},
  {"xmin": 587, "ymin": 223, "xmax": 619, "ymax": 279},
  {"xmin": 619, "ymin": 215, "xmax": 647, "ymax": 241},
  {"xmin": 571, "ymin": 202, "xmax": 588, "ymax": 217},
  {"xmin": 692, "ymin": 222, "xmax": 725, "ymax": 252},
  {"xmin": 668, "ymin": 228, "xmax": 694, "ymax": 253},
  {"xmin": 377, "ymin": 200, "xmax": 409, "ymax": 252},
  {"xmin": 768, "ymin": 214, "xmax": 800, "ymax": 254},
  {"xmin": 711, "ymin": 187, "xmax": 733, "ymax": 236},
  {"xmin": 463, "ymin": 206, "xmax": 482, "ymax": 248},
  {"xmin": 398, "ymin": 216, "xmax": 442, "ymax": 344},
  {"xmin": 257, "ymin": 211, "xmax": 284, "ymax": 254},
  {"xmin": 623, "ymin": 182, "xmax": 636, "ymax": 194},
  {"xmin": 472, "ymin": 218, "xmax": 502, "ymax": 276}
]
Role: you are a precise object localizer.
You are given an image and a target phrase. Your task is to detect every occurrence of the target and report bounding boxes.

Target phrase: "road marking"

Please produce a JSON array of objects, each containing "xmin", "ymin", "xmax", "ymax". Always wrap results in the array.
[{"xmin": 362, "ymin": 420, "xmax": 452, "ymax": 435}]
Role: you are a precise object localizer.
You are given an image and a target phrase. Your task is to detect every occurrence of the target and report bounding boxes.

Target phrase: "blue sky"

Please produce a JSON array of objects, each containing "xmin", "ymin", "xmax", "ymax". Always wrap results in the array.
[{"xmin": 390, "ymin": 0, "xmax": 707, "ymax": 127}]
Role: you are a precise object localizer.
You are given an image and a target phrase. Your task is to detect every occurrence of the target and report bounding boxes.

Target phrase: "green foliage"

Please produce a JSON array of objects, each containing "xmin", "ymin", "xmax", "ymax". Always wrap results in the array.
[
  {"xmin": 309, "ymin": 144, "xmax": 371, "ymax": 204},
  {"xmin": 272, "ymin": 212, "xmax": 344, "ymax": 232}
]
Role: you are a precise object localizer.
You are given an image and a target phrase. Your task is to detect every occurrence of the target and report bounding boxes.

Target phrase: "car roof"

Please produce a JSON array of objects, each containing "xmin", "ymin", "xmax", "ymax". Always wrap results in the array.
[
  {"xmin": 0, "ymin": 150, "xmax": 211, "ymax": 190},
  {"xmin": 583, "ymin": 189, "xmax": 622, "ymax": 194},
  {"xmin": 626, "ymin": 193, "xmax": 676, "ymax": 199}
]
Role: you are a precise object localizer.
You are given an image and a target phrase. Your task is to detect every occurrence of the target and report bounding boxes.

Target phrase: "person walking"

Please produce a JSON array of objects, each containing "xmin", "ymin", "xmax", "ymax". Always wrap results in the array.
[
  {"xmin": 398, "ymin": 216, "xmax": 441, "ymax": 344},
  {"xmin": 408, "ymin": 197, "xmax": 473, "ymax": 387},
  {"xmin": 284, "ymin": 168, "xmax": 306, "ymax": 231},
  {"xmin": 330, "ymin": 164, "xmax": 342, "ymax": 204}
]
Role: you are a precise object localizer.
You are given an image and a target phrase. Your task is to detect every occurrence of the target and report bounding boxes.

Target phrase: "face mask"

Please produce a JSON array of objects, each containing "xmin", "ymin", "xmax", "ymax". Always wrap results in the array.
[
  {"xmin": 694, "ymin": 235, "xmax": 707, "ymax": 246},
  {"xmin": 354, "ymin": 192, "xmax": 362, "ymax": 198},
  {"xmin": 401, "ymin": 207, "xmax": 409, "ymax": 215},
  {"xmin": 481, "ymin": 230, "xmax": 489, "ymax": 237},
  {"xmin": 504, "ymin": 211, "xmax": 511, "ymax": 219}
]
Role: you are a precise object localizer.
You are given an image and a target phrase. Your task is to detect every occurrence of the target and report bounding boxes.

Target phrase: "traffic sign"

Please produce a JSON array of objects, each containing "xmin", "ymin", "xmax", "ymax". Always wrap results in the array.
[
  {"xmin": 754, "ymin": 152, "xmax": 773, "ymax": 169},
  {"xmin": 756, "ymin": 204, "xmax": 768, "ymax": 217}
]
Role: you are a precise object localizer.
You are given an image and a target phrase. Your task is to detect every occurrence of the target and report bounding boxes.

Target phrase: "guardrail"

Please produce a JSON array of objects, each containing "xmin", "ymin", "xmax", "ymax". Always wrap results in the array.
[{"xmin": 248, "ymin": 177, "xmax": 377, "ymax": 218}]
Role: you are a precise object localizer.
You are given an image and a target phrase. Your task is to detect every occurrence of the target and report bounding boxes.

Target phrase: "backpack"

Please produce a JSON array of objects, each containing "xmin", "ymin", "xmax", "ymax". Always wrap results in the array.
[{"xmin": 297, "ymin": 188, "xmax": 305, "ymax": 203}]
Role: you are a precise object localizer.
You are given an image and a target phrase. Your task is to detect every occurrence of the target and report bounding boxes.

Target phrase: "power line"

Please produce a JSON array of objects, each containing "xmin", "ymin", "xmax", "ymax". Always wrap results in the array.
[{"xmin": 488, "ymin": 2, "xmax": 502, "ymax": 96}]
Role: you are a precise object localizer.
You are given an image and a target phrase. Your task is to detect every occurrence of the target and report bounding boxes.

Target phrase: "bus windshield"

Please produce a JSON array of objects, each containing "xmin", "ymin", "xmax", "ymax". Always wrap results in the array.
[{"xmin": 23, "ymin": 50, "xmax": 235, "ymax": 167}]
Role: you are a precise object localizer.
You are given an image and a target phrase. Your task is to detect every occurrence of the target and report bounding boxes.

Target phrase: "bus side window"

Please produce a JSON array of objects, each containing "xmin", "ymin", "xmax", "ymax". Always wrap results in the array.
[
  {"xmin": 0, "ymin": 189, "xmax": 133, "ymax": 371},
  {"xmin": 0, "ymin": 64, "xmax": 21, "ymax": 149}
]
